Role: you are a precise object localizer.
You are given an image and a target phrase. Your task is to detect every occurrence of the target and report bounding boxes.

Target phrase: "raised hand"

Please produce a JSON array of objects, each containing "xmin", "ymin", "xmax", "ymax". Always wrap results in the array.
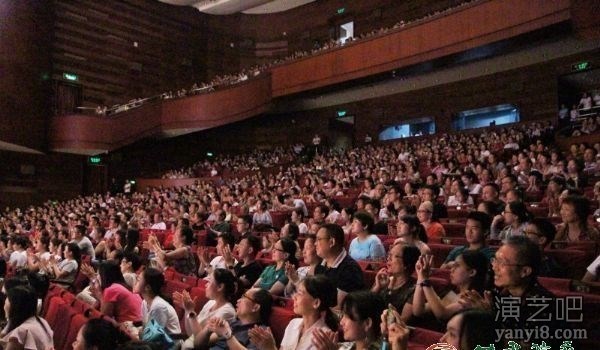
[
  {"xmin": 457, "ymin": 289, "xmax": 493, "ymax": 311},
  {"xmin": 284, "ymin": 261, "xmax": 299, "ymax": 283},
  {"xmin": 311, "ymin": 328, "xmax": 338, "ymax": 350},
  {"xmin": 248, "ymin": 326, "xmax": 276, "ymax": 350},
  {"xmin": 173, "ymin": 290, "xmax": 196, "ymax": 312}
]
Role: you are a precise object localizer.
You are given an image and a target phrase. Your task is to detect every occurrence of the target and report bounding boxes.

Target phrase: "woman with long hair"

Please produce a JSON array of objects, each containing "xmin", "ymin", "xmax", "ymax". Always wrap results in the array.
[
  {"xmin": 0, "ymin": 285, "xmax": 53, "ymax": 349},
  {"xmin": 253, "ymin": 238, "xmax": 298, "ymax": 296},
  {"xmin": 371, "ymin": 243, "xmax": 420, "ymax": 322},
  {"xmin": 72, "ymin": 318, "xmax": 129, "ymax": 350},
  {"xmin": 249, "ymin": 274, "xmax": 338, "ymax": 350},
  {"xmin": 284, "ymin": 234, "xmax": 324, "ymax": 296},
  {"xmin": 134, "ymin": 267, "xmax": 181, "ymax": 334},
  {"xmin": 312, "ymin": 290, "xmax": 386, "ymax": 350},
  {"xmin": 394, "ymin": 215, "xmax": 431, "ymax": 255},
  {"xmin": 90, "ymin": 260, "xmax": 142, "ymax": 324},
  {"xmin": 412, "ymin": 250, "xmax": 489, "ymax": 321},
  {"xmin": 175, "ymin": 268, "xmax": 237, "ymax": 350},
  {"xmin": 152, "ymin": 226, "xmax": 196, "ymax": 276},
  {"xmin": 491, "ymin": 201, "xmax": 531, "ymax": 240},
  {"xmin": 45, "ymin": 242, "xmax": 80, "ymax": 285}
]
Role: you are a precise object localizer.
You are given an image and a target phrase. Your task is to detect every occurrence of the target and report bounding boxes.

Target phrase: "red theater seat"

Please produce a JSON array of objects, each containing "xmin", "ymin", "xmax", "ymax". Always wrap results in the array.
[
  {"xmin": 428, "ymin": 243, "xmax": 457, "ymax": 267},
  {"xmin": 441, "ymin": 223, "xmax": 465, "ymax": 237},
  {"xmin": 538, "ymin": 277, "xmax": 571, "ymax": 292},
  {"xmin": 63, "ymin": 313, "xmax": 87, "ymax": 350},
  {"xmin": 545, "ymin": 249, "xmax": 588, "ymax": 280},
  {"xmin": 269, "ymin": 307, "xmax": 296, "ymax": 345}
]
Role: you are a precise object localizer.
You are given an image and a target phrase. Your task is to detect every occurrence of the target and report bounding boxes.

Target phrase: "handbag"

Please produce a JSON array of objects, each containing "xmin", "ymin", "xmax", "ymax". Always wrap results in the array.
[{"xmin": 141, "ymin": 319, "xmax": 175, "ymax": 349}]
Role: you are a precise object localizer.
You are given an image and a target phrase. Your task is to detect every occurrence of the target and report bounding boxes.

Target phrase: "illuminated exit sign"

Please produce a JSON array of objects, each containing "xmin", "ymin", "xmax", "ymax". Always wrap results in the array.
[
  {"xmin": 63, "ymin": 72, "xmax": 79, "ymax": 81},
  {"xmin": 571, "ymin": 61, "xmax": 590, "ymax": 72},
  {"xmin": 337, "ymin": 7, "xmax": 345, "ymax": 14}
]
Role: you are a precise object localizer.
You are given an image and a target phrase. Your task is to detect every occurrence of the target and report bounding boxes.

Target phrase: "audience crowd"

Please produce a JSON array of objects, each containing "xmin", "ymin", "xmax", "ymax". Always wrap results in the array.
[
  {"xmin": 90, "ymin": 0, "xmax": 483, "ymax": 117},
  {"xmin": 0, "ymin": 119, "xmax": 599, "ymax": 349}
]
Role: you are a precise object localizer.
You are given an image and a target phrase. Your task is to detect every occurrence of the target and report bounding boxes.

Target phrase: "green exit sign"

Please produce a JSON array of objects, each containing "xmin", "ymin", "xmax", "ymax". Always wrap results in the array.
[
  {"xmin": 572, "ymin": 61, "xmax": 590, "ymax": 72},
  {"xmin": 337, "ymin": 110, "xmax": 347, "ymax": 117},
  {"xmin": 63, "ymin": 72, "xmax": 79, "ymax": 81},
  {"xmin": 89, "ymin": 156, "xmax": 102, "ymax": 164},
  {"xmin": 337, "ymin": 7, "xmax": 345, "ymax": 14}
]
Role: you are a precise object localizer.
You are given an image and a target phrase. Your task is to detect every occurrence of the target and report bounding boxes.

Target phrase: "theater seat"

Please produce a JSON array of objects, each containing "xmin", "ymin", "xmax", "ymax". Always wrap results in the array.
[
  {"xmin": 538, "ymin": 277, "xmax": 571, "ymax": 292},
  {"xmin": 269, "ymin": 307, "xmax": 296, "ymax": 345},
  {"xmin": 428, "ymin": 243, "xmax": 457, "ymax": 267},
  {"xmin": 63, "ymin": 313, "xmax": 87, "ymax": 350},
  {"xmin": 410, "ymin": 327, "xmax": 444, "ymax": 347},
  {"xmin": 45, "ymin": 296, "xmax": 66, "ymax": 329},
  {"xmin": 545, "ymin": 249, "xmax": 588, "ymax": 279},
  {"xmin": 441, "ymin": 223, "xmax": 465, "ymax": 237},
  {"xmin": 53, "ymin": 303, "xmax": 78, "ymax": 350}
]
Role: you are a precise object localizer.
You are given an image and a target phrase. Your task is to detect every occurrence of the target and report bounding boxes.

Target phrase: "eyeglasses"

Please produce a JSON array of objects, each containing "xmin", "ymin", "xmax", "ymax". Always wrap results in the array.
[
  {"xmin": 242, "ymin": 292, "xmax": 258, "ymax": 304},
  {"xmin": 491, "ymin": 257, "xmax": 524, "ymax": 267},
  {"xmin": 387, "ymin": 254, "xmax": 403, "ymax": 261},
  {"xmin": 417, "ymin": 210, "xmax": 431, "ymax": 214},
  {"xmin": 273, "ymin": 247, "xmax": 285, "ymax": 253},
  {"xmin": 315, "ymin": 236, "xmax": 330, "ymax": 241}
]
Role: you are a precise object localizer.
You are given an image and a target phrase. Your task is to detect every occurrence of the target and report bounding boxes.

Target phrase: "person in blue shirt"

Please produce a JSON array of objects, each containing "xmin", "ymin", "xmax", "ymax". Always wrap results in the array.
[{"xmin": 348, "ymin": 211, "xmax": 386, "ymax": 261}]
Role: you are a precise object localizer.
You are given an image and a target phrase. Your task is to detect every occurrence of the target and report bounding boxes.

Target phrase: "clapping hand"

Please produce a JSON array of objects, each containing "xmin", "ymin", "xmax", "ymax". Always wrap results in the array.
[
  {"xmin": 207, "ymin": 317, "xmax": 231, "ymax": 338},
  {"xmin": 415, "ymin": 255, "xmax": 433, "ymax": 282},
  {"xmin": 248, "ymin": 326, "xmax": 276, "ymax": 350},
  {"xmin": 457, "ymin": 289, "xmax": 493, "ymax": 311},
  {"xmin": 284, "ymin": 261, "xmax": 299, "ymax": 283},
  {"xmin": 197, "ymin": 247, "xmax": 210, "ymax": 265},
  {"xmin": 312, "ymin": 328, "xmax": 338, "ymax": 350},
  {"xmin": 173, "ymin": 290, "xmax": 196, "ymax": 313}
]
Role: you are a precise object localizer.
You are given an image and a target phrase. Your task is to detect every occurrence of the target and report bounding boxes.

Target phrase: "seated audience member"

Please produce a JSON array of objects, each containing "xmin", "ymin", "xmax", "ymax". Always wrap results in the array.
[
  {"xmin": 193, "ymin": 288, "xmax": 273, "ymax": 350},
  {"xmin": 252, "ymin": 200, "xmax": 273, "ymax": 229},
  {"xmin": 490, "ymin": 201, "xmax": 531, "ymax": 240},
  {"xmin": 340, "ymin": 207, "xmax": 355, "ymax": 235},
  {"xmin": 8, "ymin": 235, "xmax": 28, "ymax": 269},
  {"xmin": 253, "ymin": 238, "xmax": 298, "ymax": 296},
  {"xmin": 152, "ymin": 226, "xmax": 197, "ymax": 275},
  {"xmin": 383, "ymin": 308, "xmax": 496, "ymax": 350},
  {"xmin": 311, "ymin": 204, "xmax": 329, "ymax": 226},
  {"xmin": 198, "ymin": 233, "xmax": 237, "ymax": 277},
  {"xmin": 175, "ymin": 268, "xmax": 237, "ymax": 350},
  {"xmin": 134, "ymin": 267, "xmax": 181, "ymax": 334},
  {"xmin": 417, "ymin": 201, "xmax": 446, "ymax": 240},
  {"xmin": 280, "ymin": 223, "xmax": 302, "ymax": 259},
  {"xmin": 290, "ymin": 208, "xmax": 309, "ymax": 234},
  {"xmin": 480, "ymin": 183, "xmax": 504, "ymax": 212},
  {"xmin": 413, "ymin": 250, "xmax": 488, "ymax": 321},
  {"xmin": 45, "ymin": 242, "xmax": 81, "ymax": 285},
  {"xmin": 421, "ymin": 184, "xmax": 448, "ymax": 220},
  {"xmin": 90, "ymin": 260, "xmax": 142, "ymax": 324},
  {"xmin": 312, "ymin": 290, "xmax": 386, "ymax": 350},
  {"xmin": 348, "ymin": 211, "xmax": 386, "ymax": 261},
  {"xmin": 27, "ymin": 235, "xmax": 52, "ymax": 273},
  {"xmin": 555, "ymin": 195, "xmax": 600, "ymax": 241},
  {"xmin": 315, "ymin": 224, "xmax": 365, "ymax": 308},
  {"xmin": 462, "ymin": 236, "xmax": 562, "ymax": 349},
  {"xmin": 120, "ymin": 252, "xmax": 141, "ymax": 288},
  {"xmin": 0, "ymin": 285, "xmax": 54, "ymax": 349},
  {"xmin": 284, "ymin": 234, "xmax": 324, "ymax": 296},
  {"xmin": 441, "ymin": 211, "xmax": 495, "ymax": 268},
  {"xmin": 447, "ymin": 188, "xmax": 472, "ymax": 207},
  {"xmin": 582, "ymin": 254, "xmax": 600, "ymax": 284},
  {"xmin": 72, "ymin": 318, "xmax": 130, "ymax": 350},
  {"xmin": 71, "ymin": 224, "xmax": 96, "ymax": 260},
  {"xmin": 476, "ymin": 200, "xmax": 500, "ymax": 217},
  {"xmin": 206, "ymin": 210, "xmax": 231, "ymax": 246},
  {"xmin": 394, "ymin": 214, "xmax": 431, "ymax": 255},
  {"xmin": 248, "ymin": 275, "xmax": 338, "ymax": 350},
  {"xmin": 523, "ymin": 218, "xmax": 564, "ymax": 278},
  {"xmin": 235, "ymin": 215, "xmax": 253, "ymax": 243},
  {"xmin": 364, "ymin": 200, "xmax": 389, "ymax": 235},
  {"xmin": 371, "ymin": 243, "xmax": 420, "ymax": 321},
  {"xmin": 226, "ymin": 235, "xmax": 264, "ymax": 290}
]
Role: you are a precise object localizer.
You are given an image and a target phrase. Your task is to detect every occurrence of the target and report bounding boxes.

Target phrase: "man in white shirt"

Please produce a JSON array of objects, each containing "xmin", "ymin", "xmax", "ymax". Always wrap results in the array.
[{"xmin": 71, "ymin": 224, "xmax": 95, "ymax": 260}]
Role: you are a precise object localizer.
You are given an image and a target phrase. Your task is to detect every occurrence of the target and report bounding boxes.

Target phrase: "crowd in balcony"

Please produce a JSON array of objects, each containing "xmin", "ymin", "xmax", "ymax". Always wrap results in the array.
[
  {"xmin": 91, "ymin": 0, "xmax": 482, "ymax": 117},
  {"xmin": 559, "ymin": 90, "xmax": 600, "ymax": 136},
  {"xmin": 0, "ymin": 118, "xmax": 599, "ymax": 349}
]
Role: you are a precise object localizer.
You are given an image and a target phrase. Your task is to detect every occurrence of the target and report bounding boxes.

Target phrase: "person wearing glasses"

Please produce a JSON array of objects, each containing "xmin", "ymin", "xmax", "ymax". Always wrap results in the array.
[
  {"xmin": 523, "ymin": 218, "xmax": 564, "ymax": 278},
  {"xmin": 490, "ymin": 201, "xmax": 531, "ymax": 241},
  {"xmin": 314, "ymin": 224, "xmax": 365, "ymax": 309},
  {"xmin": 416, "ymin": 201, "xmax": 445, "ymax": 240},
  {"xmin": 371, "ymin": 243, "xmax": 420, "ymax": 322},
  {"xmin": 193, "ymin": 288, "xmax": 273, "ymax": 350},
  {"xmin": 252, "ymin": 238, "xmax": 298, "ymax": 296},
  {"xmin": 460, "ymin": 236, "xmax": 562, "ymax": 349}
]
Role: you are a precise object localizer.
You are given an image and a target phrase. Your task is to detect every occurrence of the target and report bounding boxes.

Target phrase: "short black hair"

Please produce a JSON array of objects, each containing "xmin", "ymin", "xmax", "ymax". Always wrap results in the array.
[
  {"xmin": 320, "ymin": 224, "xmax": 345, "ymax": 249},
  {"xmin": 466, "ymin": 211, "xmax": 492, "ymax": 235}
]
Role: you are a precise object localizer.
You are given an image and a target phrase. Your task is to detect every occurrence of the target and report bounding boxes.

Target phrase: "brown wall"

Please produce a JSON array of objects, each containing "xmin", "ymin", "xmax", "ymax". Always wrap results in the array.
[
  {"xmin": 0, "ymin": 0, "xmax": 53, "ymax": 151},
  {"xmin": 52, "ymin": 0, "xmax": 207, "ymax": 109},
  {"xmin": 0, "ymin": 151, "xmax": 85, "ymax": 209}
]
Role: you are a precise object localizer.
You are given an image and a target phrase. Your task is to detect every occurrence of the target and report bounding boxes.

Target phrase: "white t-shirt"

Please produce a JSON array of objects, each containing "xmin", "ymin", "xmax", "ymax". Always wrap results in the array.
[
  {"xmin": 580, "ymin": 96, "xmax": 593, "ymax": 110},
  {"xmin": 182, "ymin": 300, "xmax": 236, "ymax": 349},
  {"xmin": 9, "ymin": 250, "xmax": 28, "ymax": 268},
  {"xmin": 587, "ymin": 254, "xmax": 600, "ymax": 277},
  {"xmin": 142, "ymin": 296, "xmax": 181, "ymax": 334},
  {"xmin": 280, "ymin": 317, "xmax": 331, "ymax": 350},
  {"xmin": 293, "ymin": 199, "xmax": 309, "ymax": 216},
  {"xmin": 151, "ymin": 222, "xmax": 167, "ymax": 230}
]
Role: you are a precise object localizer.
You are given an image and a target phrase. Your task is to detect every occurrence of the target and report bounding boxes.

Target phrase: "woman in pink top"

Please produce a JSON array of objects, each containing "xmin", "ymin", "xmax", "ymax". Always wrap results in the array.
[{"xmin": 90, "ymin": 260, "xmax": 142, "ymax": 324}]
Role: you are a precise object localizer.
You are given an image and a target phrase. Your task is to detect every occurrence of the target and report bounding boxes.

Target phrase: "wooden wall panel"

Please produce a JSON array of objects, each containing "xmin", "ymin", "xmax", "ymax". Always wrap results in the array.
[{"xmin": 0, "ymin": 0, "xmax": 53, "ymax": 151}]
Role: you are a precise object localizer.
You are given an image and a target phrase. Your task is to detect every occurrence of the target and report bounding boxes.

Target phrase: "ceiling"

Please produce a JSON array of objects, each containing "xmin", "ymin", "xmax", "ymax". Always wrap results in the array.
[{"xmin": 157, "ymin": 0, "xmax": 316, "ymax": 15}]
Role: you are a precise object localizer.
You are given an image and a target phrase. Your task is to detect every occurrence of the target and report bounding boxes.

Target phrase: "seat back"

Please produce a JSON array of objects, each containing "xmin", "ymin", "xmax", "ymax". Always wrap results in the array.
[{"xmin": 269, "ymin": 307, "xmax": 296, "ymax": 345}]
